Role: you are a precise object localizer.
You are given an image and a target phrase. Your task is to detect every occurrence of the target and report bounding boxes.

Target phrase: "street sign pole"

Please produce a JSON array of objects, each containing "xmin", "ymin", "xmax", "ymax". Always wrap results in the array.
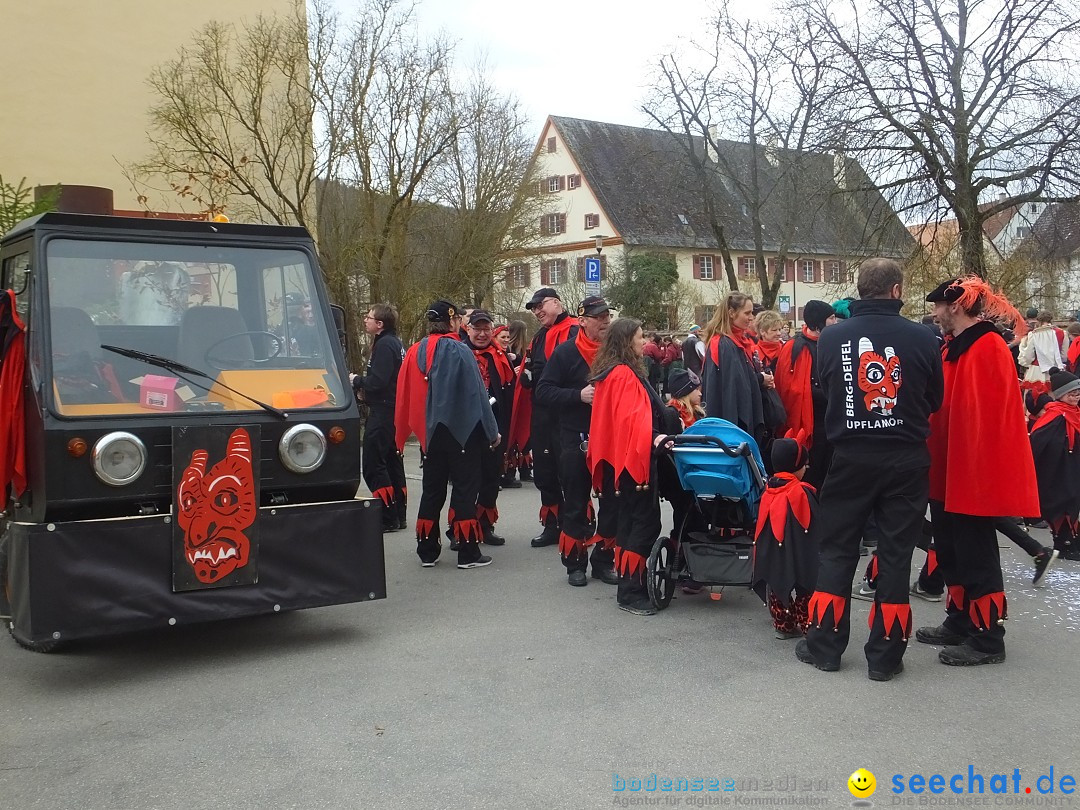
[{"xmin": 585, "ymin": 256, "xmax": 602, "ymax": 297}]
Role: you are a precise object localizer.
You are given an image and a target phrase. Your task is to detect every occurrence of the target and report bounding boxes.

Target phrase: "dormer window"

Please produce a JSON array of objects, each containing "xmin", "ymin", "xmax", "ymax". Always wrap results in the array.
[{"xmin": 677, "ymin": 214, "xmax": 689, "ymax": 225}]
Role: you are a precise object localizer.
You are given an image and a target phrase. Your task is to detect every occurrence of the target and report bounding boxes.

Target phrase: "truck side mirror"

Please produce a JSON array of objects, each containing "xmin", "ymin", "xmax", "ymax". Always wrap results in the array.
[{"xmin": 329, "ymin": 304, "xmax": 348, "ymax": 354}]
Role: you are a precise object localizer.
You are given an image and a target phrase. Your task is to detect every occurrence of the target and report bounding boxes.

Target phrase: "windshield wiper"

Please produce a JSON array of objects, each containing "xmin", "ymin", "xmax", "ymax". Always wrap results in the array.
[{"xmin": 101, "ymin": 345, "xmax": 288, "ymax": 419}]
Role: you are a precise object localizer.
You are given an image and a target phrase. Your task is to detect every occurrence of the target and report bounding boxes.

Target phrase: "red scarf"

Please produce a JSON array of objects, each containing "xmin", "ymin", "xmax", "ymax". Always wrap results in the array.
[
  {"xmin": 544, "ymin": 315, "xmax": 574, "ymax": 359},
  {"xmin": 473, "ymin": 343, "xmax": 514, "ymax": 390},
  {"xmin": 730, "ymin": 326, "xmax": 757, "ymax": 361},
  {"xmin": 668, "ymin": 399, "xmax": 698, "ymax": 429},
  {"xmin": 757, "ymin": 338, "xmax": 782, "ymax": 367},
  {"xmin": 575, "ymin": 330, "xmax": 599, "ymax": 366},
  {"xmin": 1031, "ymin": 401, "xmax": 1080, "ymax": 451}
]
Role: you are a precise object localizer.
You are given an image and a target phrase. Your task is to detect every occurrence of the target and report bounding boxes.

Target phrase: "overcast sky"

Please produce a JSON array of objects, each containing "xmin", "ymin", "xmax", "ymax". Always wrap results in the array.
[{"xmin": 332, "ymin": 0, "xmax": 727, "ymax": 136}]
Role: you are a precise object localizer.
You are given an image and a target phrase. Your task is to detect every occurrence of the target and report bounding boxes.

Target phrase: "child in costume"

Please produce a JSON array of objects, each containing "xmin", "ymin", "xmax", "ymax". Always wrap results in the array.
[
  {"xmin": 1029, "ymin": 368, "xmax": 1080, "ymax": 562},
  {"xmin": 665, "ymin": 368, "xmax": 704, "ymax": 428},
  {"xmin": 751, "ymin": 432, "xmax": 819, "ymax": 639}
]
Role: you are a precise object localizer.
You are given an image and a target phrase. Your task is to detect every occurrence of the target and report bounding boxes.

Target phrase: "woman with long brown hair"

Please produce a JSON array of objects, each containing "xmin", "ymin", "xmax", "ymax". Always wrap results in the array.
[
  {"xmin": 702, "ymin": 292, "xmax": 771, "ymax": 444},
  {"xmin": 587, "ymin": 317, "xmax": 667, "ymax": 616}
]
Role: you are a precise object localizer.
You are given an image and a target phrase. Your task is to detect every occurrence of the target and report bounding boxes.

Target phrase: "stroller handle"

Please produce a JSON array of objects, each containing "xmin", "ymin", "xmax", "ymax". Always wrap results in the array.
[{"xmin": 670, "ymin": 434, "xmax": 747, "ymax": 457}]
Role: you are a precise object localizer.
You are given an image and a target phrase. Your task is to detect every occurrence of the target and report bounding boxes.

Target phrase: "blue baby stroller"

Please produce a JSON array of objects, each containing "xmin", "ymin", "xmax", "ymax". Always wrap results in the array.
[{"xmin": 647, "ymin": 418, "xmax": 766, "ymax": 609}]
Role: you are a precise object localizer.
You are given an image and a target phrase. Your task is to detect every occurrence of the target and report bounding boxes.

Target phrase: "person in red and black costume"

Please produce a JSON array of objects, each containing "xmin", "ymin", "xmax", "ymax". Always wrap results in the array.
[
  {"xmin": 795, "ymin": 259, "xmax": 944, "ymax": 681},
  {"xmin": 774, "ymin": 300, "xmax": 836, "ymax": 489},
  {"xmin": 396, "ymin": 299, "xmax": 500, "ymax": 569},
  {"xmin": 917, "ymin": 276, "xmax": 1040, "ymax": 665},
  {"xmin": 587, "ymin": 318, "xmax": 668, "ymax": 616},
  {"xmin": 752, "ymin": 432, "xmax": 820, "ymax": 640},
  {"xmin": 702, "ymin": 292, "xmax": 768, "ymax": 447},
  {"xmin": 461, "ymin": 309, "xmax": 515, "ymax": 547},
  {"xmin": 352, "ymin": 303, "xmax": 406, "ymax": 533},
  {"xmin": 508, "ymin": 287, "xmax": 576, "ymax": 548},
  {"xmin": 1030, "ymin": 368, "xmax": 1080, "ymax": 563},
  {"xmin": 534, "ymin": 296, "xmax": 619, "ymax": 587}
]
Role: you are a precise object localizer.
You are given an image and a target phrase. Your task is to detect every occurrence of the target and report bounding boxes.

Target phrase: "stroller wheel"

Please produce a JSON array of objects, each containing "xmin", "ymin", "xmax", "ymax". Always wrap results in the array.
[{"xmin": 647, "ymin": 535, "xmax": 677, "ymax": 610}]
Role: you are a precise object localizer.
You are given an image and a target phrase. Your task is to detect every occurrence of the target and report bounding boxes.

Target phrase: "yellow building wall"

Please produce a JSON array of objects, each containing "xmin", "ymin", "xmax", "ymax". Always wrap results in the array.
[{"xmin": 0, "ymin": 1, "xmax": 299, "ymax": 211}]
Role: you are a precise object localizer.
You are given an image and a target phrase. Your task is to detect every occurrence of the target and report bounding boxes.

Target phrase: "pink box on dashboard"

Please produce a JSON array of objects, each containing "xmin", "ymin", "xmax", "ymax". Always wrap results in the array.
[{"xmin": 140, "ymin": 374, "xmax": 180, "ymax": 410}]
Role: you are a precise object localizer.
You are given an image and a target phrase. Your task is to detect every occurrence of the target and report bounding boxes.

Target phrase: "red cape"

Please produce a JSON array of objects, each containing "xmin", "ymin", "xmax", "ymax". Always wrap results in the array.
[
  {"xmin": 506, "ymin": 317, "xmax": 574, "ymax": 459},
  {"xmin": 587, "ymin": 364, "xmax": 653, "ymax": 489},
  {"xmin": 395, "ymin": 332, "xmax": 458, "ymax": 452},
  {"xmin": 1031, "ymin": 401, "xmax": 1080, "ymax": 451},
  {"xmin": 928, "ymin": 328, "xmax": 1039, "ymax": 516},
  {"xmin": 1068, "ymin": 338, "xmax": 1080, "ymax": 373},
  {"xmin": 774, "ymin": 329, "xmax": 816, "ymax": 444},
  {"xmin": 0, "ymin": 289, "xmax": 26, "ymax": 509}
]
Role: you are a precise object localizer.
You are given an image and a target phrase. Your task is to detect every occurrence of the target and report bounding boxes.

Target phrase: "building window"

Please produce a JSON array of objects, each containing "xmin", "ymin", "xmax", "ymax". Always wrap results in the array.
[
  {"xmin": 695, "ymin": 305, "xmax": 716, "ymax": 326},
  {"xmin": 567, "ymin": 174, "xmax": 580, "ymax": 190},
  {"xmin": 828, "ymin": 261, "xmax": 842, "ymax": 283},
  {"xmin": 547, "ymin": 137, "xmax": 557, "ymax": 153},
  {"xmin": 584, "ymin": 213, "xmax": 599, "ymax": 229},
  {"xmin": 542, "ymin": 213, "xmax": 566, "ymax": 235},
  {"xmin": 548, "ymin": 176, "xmax": 561, "ymax": 193},
  {"xmin": 506, "ymin": 263, "xmax": 530, "ymax": 289},
  {"xmin": 549, "ymin": 259, "xmax": 566, "ymax": 285},
  {"xmin": 700, "ymin": 254, "xmax": 714, "ymax": 281},
  {"xmin": 1017, "ymin": 226, "xmax": 1031, "ymax": 239},
  {"xmin": 802, "ymin": 260, "xmax": 815, "ymax": 282}
]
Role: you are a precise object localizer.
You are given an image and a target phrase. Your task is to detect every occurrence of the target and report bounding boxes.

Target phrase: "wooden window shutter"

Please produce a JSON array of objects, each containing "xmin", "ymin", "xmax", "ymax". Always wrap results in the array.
[
  {"xmin": 559, "ymin": 176, "xmax": 566, "ymax": 191},
  {"xmin": 767, "ymin": 257, "xmax": 776, "ymax": 280},
  {"xmin": 694, "ymin": 305, "xmax": 706, "ymax": 325},
  {"xmin": 523, "ymin": 264, "xmax": 532, "ymax": 286},
  {"xmin": 547, "ymin": 136, "xmax": 556, "ymax": 153},
  {"xmin": 540, "ymin": 260, "xmax": 550, "ymax": 286},
  {"xmin": 558, "ymin": 213, "xmax": 566, "ymax": 233},
  {"xmin": 692, "ymin": 255, "xmax": 701, "ymax": 280},
  {"xmin": 786, "ymin": 259, "xmax": 796, "ymax": 282},
  {"xmin": 539, "ymin": 216, "xmax": 549, "ymax": 236},
  {"xmin": 814, "ymin": 260, "xmax": 822, "ymax": 283},
  {"xmin": 577, "ymin": 256, "xmax": 585, "ymax": 282}
]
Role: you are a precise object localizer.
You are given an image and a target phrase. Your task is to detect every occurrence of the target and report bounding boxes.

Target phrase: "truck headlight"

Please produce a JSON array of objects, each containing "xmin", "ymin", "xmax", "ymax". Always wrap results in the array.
[
  {"xmin": 92, "ymin": 432, "xmax": 147, "ymax": 486},
  {"xmin": 279, "ymin": 424, "xmax": 326, "ymax": 474}
]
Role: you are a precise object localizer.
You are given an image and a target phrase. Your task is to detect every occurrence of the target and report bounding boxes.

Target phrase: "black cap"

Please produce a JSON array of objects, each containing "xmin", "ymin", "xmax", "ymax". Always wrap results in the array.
[
  {"xmin": 803, "ymin": 299, "xmax": 834, "ymax": 331},
  {"xmin": 771, "ymin": 438, "xmax": 808, "ymax": 474},
  {"xmin": 925, "ymin": 278, "xmax": 963, "ymax": 303},
  {"xmin": 525, "ymin": 287, "xmax": 560, "ymax": 310},
  {"xmin": 577, "ymin": 296, "xmax": 610, "ymax": 317},
  {"xmin": 668, "ymin": 368, "xmax": 701, "ymax": 399},
  {"xmin": 467, "ymin": 309, "xmax": 494, "ymax": 325},
  {"xmin": 1050, "ymin": 368, "xmax": 1080, "ymax": 399},
  {"xmin": 426, "ymin": 299, "xmax": 459, "ymax": 322}
]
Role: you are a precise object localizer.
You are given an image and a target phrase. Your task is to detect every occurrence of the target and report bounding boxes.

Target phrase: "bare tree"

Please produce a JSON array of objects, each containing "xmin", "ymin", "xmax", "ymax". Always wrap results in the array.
[
  {"xmin": 791, "ymin": 0, "xmax": 1080, "ymax": 277},
  {"xmin": 644, "ymin": 7, "xmax": 835, "ymax": 308}
]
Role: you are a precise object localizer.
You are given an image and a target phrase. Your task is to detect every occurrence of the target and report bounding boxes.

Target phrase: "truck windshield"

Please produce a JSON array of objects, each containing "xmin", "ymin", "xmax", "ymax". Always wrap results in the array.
[{"xmin": 44, "ymin": 238, "xmax": 346, "ymax": 416}]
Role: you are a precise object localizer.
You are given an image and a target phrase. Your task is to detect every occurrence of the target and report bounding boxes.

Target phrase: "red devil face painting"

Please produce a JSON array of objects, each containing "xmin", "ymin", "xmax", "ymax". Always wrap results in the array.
[
  {"xmin": 857, "ymin": 337, "xmax": 902, "ymax": 415},
  {"xmin": 176, "ymin": 428, "xmax": 256, "ymax": 583}
]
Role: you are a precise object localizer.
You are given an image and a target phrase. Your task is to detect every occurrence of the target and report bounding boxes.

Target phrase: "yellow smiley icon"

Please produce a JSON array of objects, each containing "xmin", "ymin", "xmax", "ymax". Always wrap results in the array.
[{"xmin": 848, "ymin": 768, "xmax": 877, "ymax": 798}]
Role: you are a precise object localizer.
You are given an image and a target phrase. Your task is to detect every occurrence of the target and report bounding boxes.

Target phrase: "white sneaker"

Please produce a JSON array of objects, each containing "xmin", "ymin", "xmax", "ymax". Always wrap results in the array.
[
  {"xmin": 457, "ymin": 555, "xmax": 493, "ymax": 570},
  {"xmin": 910, "ymin": 581, "xmax": 943, "ymax": 602},
  {"xmin": 852, "ymin": 580, "xmax": 876, "ymax": 602},
  {"xmin": 420, "ymin": 560, "xmax": 438, "ymax": 568}
]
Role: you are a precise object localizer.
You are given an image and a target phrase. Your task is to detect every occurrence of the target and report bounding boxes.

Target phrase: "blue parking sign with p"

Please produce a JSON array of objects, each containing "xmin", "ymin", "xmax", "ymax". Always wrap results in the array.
[{"xmin": 585, "ymin": 257, "xmax": 601, "ymax": 283}]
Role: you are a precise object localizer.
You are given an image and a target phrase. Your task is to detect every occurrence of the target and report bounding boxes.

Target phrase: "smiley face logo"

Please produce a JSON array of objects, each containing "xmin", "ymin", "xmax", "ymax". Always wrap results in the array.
[{"xmin": 848, "ymin": 769, "xmax": 876, "ymax": 798}]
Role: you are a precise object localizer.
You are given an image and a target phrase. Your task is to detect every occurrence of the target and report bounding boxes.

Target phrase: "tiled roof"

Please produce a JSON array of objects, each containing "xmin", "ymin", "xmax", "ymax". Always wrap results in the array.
[
  {"xmin": 549, "ymin": 116, "xmax": 913, "ymax": 257},
  {"xmin": 1023, "ymin": 201, "xmax": 1080, "ymax": 260}
]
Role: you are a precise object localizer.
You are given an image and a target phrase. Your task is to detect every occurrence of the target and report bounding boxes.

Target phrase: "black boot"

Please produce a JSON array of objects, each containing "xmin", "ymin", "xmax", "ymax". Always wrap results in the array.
[
  {"xmin": 530, "ymin": 518, "xmax": 559, "ymax": 548},
  {"xmin": 482, "ymin": 524, "xmax": 506, "ymax": 546},
  {"xmin": 395, "ymin": 497, "xmax": 408, "ymax": 531}
]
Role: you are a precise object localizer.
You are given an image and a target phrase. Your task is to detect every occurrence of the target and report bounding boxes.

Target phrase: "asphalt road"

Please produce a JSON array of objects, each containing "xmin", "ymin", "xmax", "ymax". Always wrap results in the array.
[{"xmin": 2, "ymin": 446, "xmax": 1078, "ymax": 810}]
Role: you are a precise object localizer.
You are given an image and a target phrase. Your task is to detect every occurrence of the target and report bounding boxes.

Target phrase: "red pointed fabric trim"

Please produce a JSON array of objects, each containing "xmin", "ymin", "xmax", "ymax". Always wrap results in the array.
[
  {"xmin": 969, "ymin": 592, "xmax": 1007, "ymax": 630},
  {"xmin": 452, "ymin": 519, "xmax": 483, "ymax": 544},
  {"xmin": 1031, "ymin": 402, "xmax": 1080, "ymax": 451},
  {"xmin": 476, "ymin": 505, "xmax": 498, "ymax": 526},
  {"xmin": 401, "ymin": 485, "xmax": 408, "ymax": 497},
  {"xmin": 586, "ymin": 500, "xmax": 595, "ymax": 523},
  {"xmin": 415, "ymin": 518, "xmax": 435, "ymax": 540},
  {"xmin": 868, "ymin": 554, "xmax": 879, "ymax": 582},
  {"xmin": 808, "ymin": 592, "xmax": 846, "ymax": 630},
  {"xmin": 372, "ymin": 486, "xmax": 394, "ymax": 506},
  {"xmin": 447, "ymin": 507, "xmax": 456, "ymax": 527},
  {"xmin": 925, "ymin": 548, "xmax": 938, "ymax": 577},
  {"xmin": 868, "ymin": 601, "xmax": 913, "ymax": 641},
  {"xmin": 614, "ymin": 547, "xmax": 646, "ymax": 579},
  {"xmin": 589, "ymin": 534, "xmax": 616, "ymax": 550},
  {"xmin": 539, "ymin": 504, "xmax": 559, "ymax": 524},
  {"xmin": 947, "ymin": 584, "xmax": 965, "ymax": 612},
  {"xmin": 754, "ymin": 474, "xmax": 812, "ymax": 543},
  {"xmin": 559, "ymin": 531, "xmax": 585, "ymax": 557}
]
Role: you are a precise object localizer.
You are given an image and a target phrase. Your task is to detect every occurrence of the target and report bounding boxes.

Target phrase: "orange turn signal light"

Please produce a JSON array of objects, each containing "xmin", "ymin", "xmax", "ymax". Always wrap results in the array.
[
  {"xmin": 328, "ymin": 426, "xmax": 346, "ymax": 444},
  {"xmin": 67, "ymin": 438, "xmax": 88, "ymax": 458}
]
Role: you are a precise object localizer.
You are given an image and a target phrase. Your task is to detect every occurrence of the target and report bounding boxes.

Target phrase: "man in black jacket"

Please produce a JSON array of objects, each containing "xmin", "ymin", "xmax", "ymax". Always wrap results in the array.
[
  {"xmin": 515, "ymin": 287, "xmax": 577, "ymax": 548},
  {"xmin": 461, "ymin": 309, "xmax": 515, "ymax": 546},
  {"xmin": 352, "ymin": 303, "xmax": 406, "ymax": 532},
  {"xmin": 534, "ymin": 296, "xmax": 618, "ymax": 586},
  {"xmin": 795, "ymin": 258, "xmax": 944, "ymax": 681}
]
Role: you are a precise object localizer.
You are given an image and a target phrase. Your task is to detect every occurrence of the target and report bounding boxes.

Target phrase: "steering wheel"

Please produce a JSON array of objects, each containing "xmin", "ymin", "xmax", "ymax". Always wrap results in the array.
[{"xmin": 204, "ymin": 331, "xmax": 284, "ymax": 370}]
